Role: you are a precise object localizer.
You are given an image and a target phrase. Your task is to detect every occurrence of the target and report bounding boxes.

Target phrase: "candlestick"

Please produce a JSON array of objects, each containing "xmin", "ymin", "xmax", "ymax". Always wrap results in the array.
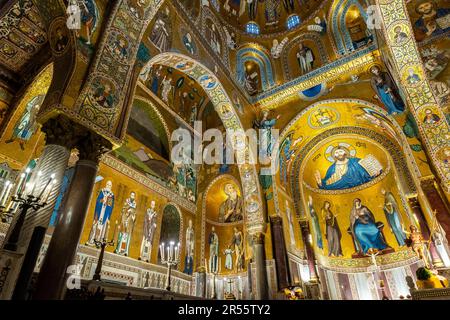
[
  {"xmin": 0, "ymin": 180, "xmax": 9, "ymax": 203},
  {"xmin": 14, "ymin": 172, "xmax": 25, "ymax": 196}
]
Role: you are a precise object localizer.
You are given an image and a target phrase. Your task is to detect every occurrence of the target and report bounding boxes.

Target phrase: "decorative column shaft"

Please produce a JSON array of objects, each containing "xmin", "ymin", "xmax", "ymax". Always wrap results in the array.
[
  {"xmin": 375, "ymin": 0, "xmax": 450, "ymax": 191},
  {"xmin": 252, "ymin": 232, "xmax": 269, "ymax": 300},
  {"xmin": 33, "ymin": 132, "xmax": 110, "ymax": 300},
  {"xmin": 420, "ymin": 179, "xmax": 450, "ymax": 243},
  {"xmin": 408, "ymin": 197, "xmax": 442, "ymax": 267},
  {"xmin": 269, "ymin": 216, "xmax": 290, "ymax": 290},
  {"xmin": 300, "ymin": 221, "xmax": 318, "ymax": 282}
]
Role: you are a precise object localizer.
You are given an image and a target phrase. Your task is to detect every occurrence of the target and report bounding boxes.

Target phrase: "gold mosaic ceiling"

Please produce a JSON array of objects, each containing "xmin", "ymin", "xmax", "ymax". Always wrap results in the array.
[
  {"xmin": 0, "ymin": 0, "xmax": 48, "ymax": 73},
  {"xmin": 212, "ymin": 0, "xmax": 326, "ymax": 35}
]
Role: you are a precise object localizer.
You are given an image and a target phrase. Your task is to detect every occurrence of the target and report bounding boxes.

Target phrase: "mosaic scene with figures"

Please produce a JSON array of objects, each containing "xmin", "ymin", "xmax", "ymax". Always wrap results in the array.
[{"xmin": 0, "ymin": 0, "xmax": 449, "ymax": 302}]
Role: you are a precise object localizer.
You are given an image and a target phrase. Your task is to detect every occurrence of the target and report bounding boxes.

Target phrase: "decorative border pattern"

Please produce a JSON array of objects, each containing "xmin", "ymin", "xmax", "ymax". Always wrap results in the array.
[
  {"xmin": 253, "ymin": 45, "xmax": 379, "ymax": 107},
  {"xmin": 376, "ymin": 0, "xmax": 450, "ymax": 191}
]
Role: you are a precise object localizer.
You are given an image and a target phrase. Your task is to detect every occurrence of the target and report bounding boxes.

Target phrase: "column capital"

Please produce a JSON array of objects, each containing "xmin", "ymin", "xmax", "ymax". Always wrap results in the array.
[
  {"xmin": 76, "ymin": 131, "xmax": 112, "ymax": 163},
  {"xmin": 269, "ymin": 215, "xmax": 283, "ymax": 226},
  {"xmin": 41, "ymin": 115, "xmax": 80, "ymax": 149},
  {"xmin": 251, "ymin": 232, "xmax": 265, "ymax": 245}
]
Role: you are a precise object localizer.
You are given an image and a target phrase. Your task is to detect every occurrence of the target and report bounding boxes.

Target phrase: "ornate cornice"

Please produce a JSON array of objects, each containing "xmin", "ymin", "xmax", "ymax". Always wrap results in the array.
[{"xmin": 253, "ymin": 45, "xmax": 379, "ymax": 107}]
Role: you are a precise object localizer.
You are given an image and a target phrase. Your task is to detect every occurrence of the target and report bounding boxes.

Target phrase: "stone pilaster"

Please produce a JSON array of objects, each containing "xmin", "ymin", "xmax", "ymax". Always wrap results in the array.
[{"xmin": 251, "ymin": 232, "xmax": 269, "ymax": 300}]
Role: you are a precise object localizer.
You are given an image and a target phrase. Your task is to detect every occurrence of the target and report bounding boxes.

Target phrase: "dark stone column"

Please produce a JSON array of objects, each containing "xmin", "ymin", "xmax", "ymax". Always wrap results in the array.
[
  {"xmin": 408, "ymin": 197, "xmax": 442, "ymax": 266},
  {"xmin": 252, "ymin": 232, "xmax": 269, "ymax": 300},
  {"xmin": 33, "ymin": 132, "xmax": 111, "ymax": 300},
  {"xmin": 269, "ymin": 216, "xmax": 290, "ymax": 290},
  {"xmin": 299, "ymin": 220, "xmax": 319, "ymax": 282},
  {"xmin": 420, "ymin": 179, "xmax": 450, "ymax": 243}
]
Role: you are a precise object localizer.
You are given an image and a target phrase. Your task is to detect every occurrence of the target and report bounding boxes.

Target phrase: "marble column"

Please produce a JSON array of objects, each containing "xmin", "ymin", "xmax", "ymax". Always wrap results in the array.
[
  {"xmin": 420, "ymin": 179, "xmax": 450, "ymax": 243},
  {"xmin": 269, "ymin": 216, "xmax": 290, "ymax": 290},
  {"xmin": 0, "ymin": 117, "xmax": 76, "ymax": 300},
  {"xmin": 252, "ymin": 232, "xmax": 269, "ymax": 300},
  {"xmin": 299, "ymin": 220, "xmax": 318, "ymax": 282},
  {"xmin": 7, "ymin": 117, "xmax": 75, "ymax": 252},
  {"xmin": 408, "ymin": 197, "xmax": 443, "ymax": 267},
  {"xmin": 33, "ymin": 132, "xmax": 110, "ymax": 300}
]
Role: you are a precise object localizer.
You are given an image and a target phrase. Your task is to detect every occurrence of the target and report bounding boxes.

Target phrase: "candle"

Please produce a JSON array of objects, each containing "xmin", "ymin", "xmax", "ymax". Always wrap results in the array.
[
  {"xmin": 2, "ymin": 181, "xmax": 13, "ymax": 206},
  {"xmin": 0, "ymin": 180, "xmax": 8, "ymax": 203},
  {"xmin": 38, "ymin": 177, "xmax": 52, "ymax": 200},
  {"xmin": 16, "ymin": 173, "xmax": 26, "ymax": 196},
  {"xmin": 169, "ymin": 241, "xmax": 174, "ymax": 261},
  {"xmin": 30, "ymin": 170, "xmax": 42, "ymax": 196},
  {"xmin": 160, "ymin": 243, "xmax": 165, "ymax": 261}
]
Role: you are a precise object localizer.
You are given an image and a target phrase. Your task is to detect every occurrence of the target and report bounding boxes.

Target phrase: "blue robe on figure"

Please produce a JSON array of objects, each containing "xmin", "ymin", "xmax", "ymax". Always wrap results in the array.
[
  {"xmin": 308, "ymin": 203, "xmax": 323, "ymax": 249},
  {"xmin": 320, "ymin": 158, "xmax": 377, "ymax": 190},
  {"xmin": 384, "ymin": 206, "xmax": 406, "ymax": 246},
  {"xmin": 351, "ymin": 204, "xmax": 387, "ymax": 254},
  {"xmin": 94, "ymin": 188, "xmax": 114, "ymax": 223}
]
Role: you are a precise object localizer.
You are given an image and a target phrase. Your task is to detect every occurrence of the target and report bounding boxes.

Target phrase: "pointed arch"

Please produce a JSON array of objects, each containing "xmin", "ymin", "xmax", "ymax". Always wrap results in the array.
[
  {"xmin": 235, "ymin": 45, "xmax": 275, "ymax": 91},
  {"xmin": 139, "ymin": 52, "xmax": 265, "ymax": 232}
]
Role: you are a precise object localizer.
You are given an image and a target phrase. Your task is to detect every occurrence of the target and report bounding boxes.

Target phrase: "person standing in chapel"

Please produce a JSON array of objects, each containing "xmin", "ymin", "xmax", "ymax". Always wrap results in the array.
[
  {"xmin": 115, "ymin": 191, "xmax": 137, "ymax": 256},
  {"xmin": 86, "ymin": 180, "xmax": 115, "ymax": 245},
  {"xmin": 139, "ymin": 200, "xmax": 158, "ymax": 262}
]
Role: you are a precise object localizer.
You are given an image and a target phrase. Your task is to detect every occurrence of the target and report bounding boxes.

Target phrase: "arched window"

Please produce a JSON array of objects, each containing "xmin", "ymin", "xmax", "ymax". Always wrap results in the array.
[
  {"xmin": 286, "ymin": 14, "xmax": 301, "ymax": 30},
  {"xmin": 246, "ymin": 22, "xmax": 260, "ymax": 35}
]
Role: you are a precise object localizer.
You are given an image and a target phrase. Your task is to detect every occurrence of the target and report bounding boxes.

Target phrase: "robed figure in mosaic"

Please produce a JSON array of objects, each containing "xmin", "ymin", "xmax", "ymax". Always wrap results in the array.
[
  {"xmin": 209, "ymin": 226, "xmax": 219, "ymax": 273},
  {"xmin": 115, "ymin": 192, "xmax": 137, "ymax": 256},
  {"xmin": 321, "ymin": 201, "xmax": 342, "ymax": 257},
  {"xmin": 370, "ymin": 66, "xmax": 405, "ymax": 115},
  {"xmin": 184, "ymin": 219, "xmax": 195, "ymax": 275},
  {"xmin": 86, "ymin": 180, "xmax": 115, "ymax": 245},
  {"xmin": 219, "ymin": 184, "xmax": 243, "ymax": 223},
  {"xmin": 314, "ymin": 145, "xmax": 382, "ymax": 190},
  {"xmin": 350, "ymin": 198, "xmax": 388, "ymax": 255},
  {"xmin": 139, "ymin": 201, "xmax": 158, "ymax": 262},
  {"xmin": 308, "ymin": 196, "xmax": 323, "ymax": 249},
  {"xmin": 381, "ymin": 189, "xmax": 406, "ymax": 246}
]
